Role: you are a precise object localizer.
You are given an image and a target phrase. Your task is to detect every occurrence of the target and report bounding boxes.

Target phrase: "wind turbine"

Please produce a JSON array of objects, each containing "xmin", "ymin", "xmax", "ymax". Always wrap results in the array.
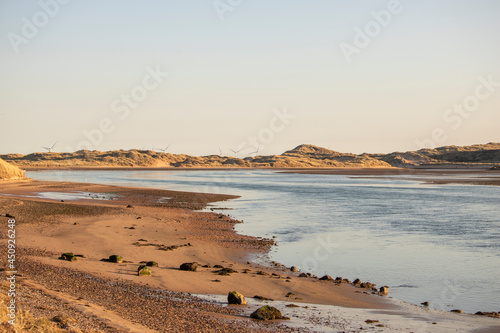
[
  {"xmin": 42, "ymin": 141, "xmax": 58, "ymax": 153},
  {"xmin": 251, "ymin": 145, "xmax": 260, "ymax": 156},
  {"xmin": 229, "ymin": 148, "xmax": 243, "ymax": 157},
  {"xmin": 218, "ymin": 146, "xmax": 223, "ymax": 156},
  {"xmin": 157, "ymin": 144, "xmax": 172, "ymax": 153}
]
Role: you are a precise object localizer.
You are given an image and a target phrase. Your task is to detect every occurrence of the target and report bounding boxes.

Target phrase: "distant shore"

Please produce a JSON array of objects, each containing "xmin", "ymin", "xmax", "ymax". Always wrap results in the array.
[
  {"xmin": 3, "ymin": 142, "xmax": 499, "ymax": 170},
  {"xmin": 280, "ymin": 167, "xmax": 500, "ymax": 186},
  {"xmin": 1, "ymin": 179, "xmax": 499, "ymax": 332},
  {"xmin": 281, "ymin": 168, "xmax": 500, "ymax": 186}
]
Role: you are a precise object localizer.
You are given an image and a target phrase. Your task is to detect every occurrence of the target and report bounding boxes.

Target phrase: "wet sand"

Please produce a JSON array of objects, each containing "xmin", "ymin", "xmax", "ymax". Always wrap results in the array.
[
  {"xmin": 282, "ymin": 168, "xmax": 500, "ymax": 186},
  {"xmin": 1, "ymin": 179, "xmax": 499, "ymax": 332},
  {"xmin": 281, "ymin": 167, "xmax": 499, "ymax": 175}
]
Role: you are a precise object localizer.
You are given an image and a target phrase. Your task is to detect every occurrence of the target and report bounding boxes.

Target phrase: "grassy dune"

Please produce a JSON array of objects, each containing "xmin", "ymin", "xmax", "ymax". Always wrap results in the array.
[
  {"xmin": 1, "ymin": 143, "xmax": 499, "ymax": 169},
  {"xmin": 0, "ymin": 158, "xmax": 24, "ymax": 179},
  {"xmin": 0, "ymin": 145, "xmax": 392, "ymax": 168}
]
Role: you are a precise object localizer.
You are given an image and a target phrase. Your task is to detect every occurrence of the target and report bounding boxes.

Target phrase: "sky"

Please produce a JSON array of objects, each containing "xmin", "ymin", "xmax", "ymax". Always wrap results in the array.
[{"xmin": 0, "ymin": 0, "xmax": 499, "ymax": 156}]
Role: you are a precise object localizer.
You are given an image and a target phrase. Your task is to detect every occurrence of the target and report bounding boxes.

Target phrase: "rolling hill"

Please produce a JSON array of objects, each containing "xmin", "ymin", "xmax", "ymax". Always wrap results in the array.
[{"xmin": 1, "ymin": 143, "xmax": 499, "ymax": 170}]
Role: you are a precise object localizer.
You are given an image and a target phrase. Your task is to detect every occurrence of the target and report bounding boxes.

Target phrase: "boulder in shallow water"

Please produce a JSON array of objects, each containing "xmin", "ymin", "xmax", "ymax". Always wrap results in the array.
[
  {"xmin": 250, "ymin": 306, "xmax": 287, "ymax": 320},
  {"xmin": 228, "ymin": 291, "xmax": 247, "ymax": 305},
  {"xmin": 360, "ymin": 282, "xmax": 374, "ymax": 289},
  {"xmin": 290, "ymin": 266, "xmax": 297, "ymax": 272},
  {"xmin": 475, "ymin": 312, "xmax": 500, "ymax": 318},
  {"xmin": 298, "ymin": 273, "xmax": 308, "ymax": 278},
  {"xmin": 319, "ymin": 275, "xmax": 333, "ymax": 281},
  {"xmin": 379, "ymin": 286, "xmax": 389, "ymax": 295}
]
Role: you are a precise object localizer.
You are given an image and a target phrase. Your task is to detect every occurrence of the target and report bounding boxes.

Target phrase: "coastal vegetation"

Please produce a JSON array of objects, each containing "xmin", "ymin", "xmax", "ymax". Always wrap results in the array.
[{"xmin": 1, "ymin": 143, "xmax": 499, "ymax": 169}]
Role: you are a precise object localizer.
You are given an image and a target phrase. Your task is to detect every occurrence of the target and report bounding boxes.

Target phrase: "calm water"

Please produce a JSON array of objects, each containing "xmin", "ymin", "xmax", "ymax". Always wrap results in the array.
[{"xmin": 27, "ymin": 170, "xmax": 500, "ymax": 313}]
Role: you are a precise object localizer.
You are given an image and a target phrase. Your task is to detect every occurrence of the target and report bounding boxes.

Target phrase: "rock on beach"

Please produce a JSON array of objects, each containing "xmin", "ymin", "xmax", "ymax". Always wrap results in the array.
[{"xmin": 227, "ymin": 291, "xmax": 246, "ymax": 305}]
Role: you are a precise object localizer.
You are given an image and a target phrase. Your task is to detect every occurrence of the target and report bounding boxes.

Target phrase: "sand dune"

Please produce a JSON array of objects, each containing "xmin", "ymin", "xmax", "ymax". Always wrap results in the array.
[
  {"xmin": 374, "ymin": 142, "xmax": 500, "ymax": 167},
  {"xmin": 1, "ymin": 143, "xmax": 499, "ymax": 169},
  {"xmin": 0, "ymin": 158, "xmax": 24, "ymax": 179}
]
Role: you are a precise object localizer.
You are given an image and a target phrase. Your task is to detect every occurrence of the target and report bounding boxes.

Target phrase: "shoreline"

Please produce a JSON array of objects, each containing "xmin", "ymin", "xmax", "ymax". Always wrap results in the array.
[
  {"xmin": 352, "ymin": 176, "xmax": 500, "ymax": 186},
  {"xmin": 1, "ymin": 179, "xmax": 499, "ymax": 332},
  {"xmin": 280, "ymin": 167, "xmax": 500, "ymax": 175},
  {"xmin": 18, "ymin": 165, "xmax": 499, "ymax": 172},
  {"xmin": 281, "ymin": 168, "xmax": 500, "ymax": 186},
  {"xmin": 0, "ymin": 179, "xmax": 392, "ymax": 308}
]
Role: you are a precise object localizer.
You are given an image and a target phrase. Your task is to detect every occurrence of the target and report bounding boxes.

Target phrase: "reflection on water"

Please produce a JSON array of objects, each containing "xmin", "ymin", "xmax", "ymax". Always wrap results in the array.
[
  {"xmin": 27, "ymin": 170, "xmax": 500, "ymax": 312},
  {"xmin": 1, "ymin": 191, "xmax": 116, "ymax": 201}
]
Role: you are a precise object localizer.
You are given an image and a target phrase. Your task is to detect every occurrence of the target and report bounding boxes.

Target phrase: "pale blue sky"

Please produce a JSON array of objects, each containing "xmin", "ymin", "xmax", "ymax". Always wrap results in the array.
[{"xmin": 1, "ymin": 0, "xmax": 499, "ymax": 155}]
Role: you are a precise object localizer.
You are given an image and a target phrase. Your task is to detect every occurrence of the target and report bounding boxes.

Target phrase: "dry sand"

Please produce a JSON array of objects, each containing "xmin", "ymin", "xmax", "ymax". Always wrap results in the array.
[
  {"xmin": 0, "ymin": 158, "xmax": 24, "ymax": 180},
  {"xmin": 1, "ymin": 179, "xmax": 499, "ymax": 332}
]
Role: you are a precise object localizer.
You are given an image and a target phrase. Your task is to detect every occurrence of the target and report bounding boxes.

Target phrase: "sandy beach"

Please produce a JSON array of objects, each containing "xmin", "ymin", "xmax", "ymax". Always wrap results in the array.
[{"xmin": 1, "ymin": 178, "xmax": 499, "ymax": 332}]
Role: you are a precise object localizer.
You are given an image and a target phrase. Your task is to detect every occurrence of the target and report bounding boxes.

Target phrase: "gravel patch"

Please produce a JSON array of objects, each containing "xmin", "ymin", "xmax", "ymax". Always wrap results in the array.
[{"xmin": 14, "ymin": 247, "xmax": 304, "ymax": 333}]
